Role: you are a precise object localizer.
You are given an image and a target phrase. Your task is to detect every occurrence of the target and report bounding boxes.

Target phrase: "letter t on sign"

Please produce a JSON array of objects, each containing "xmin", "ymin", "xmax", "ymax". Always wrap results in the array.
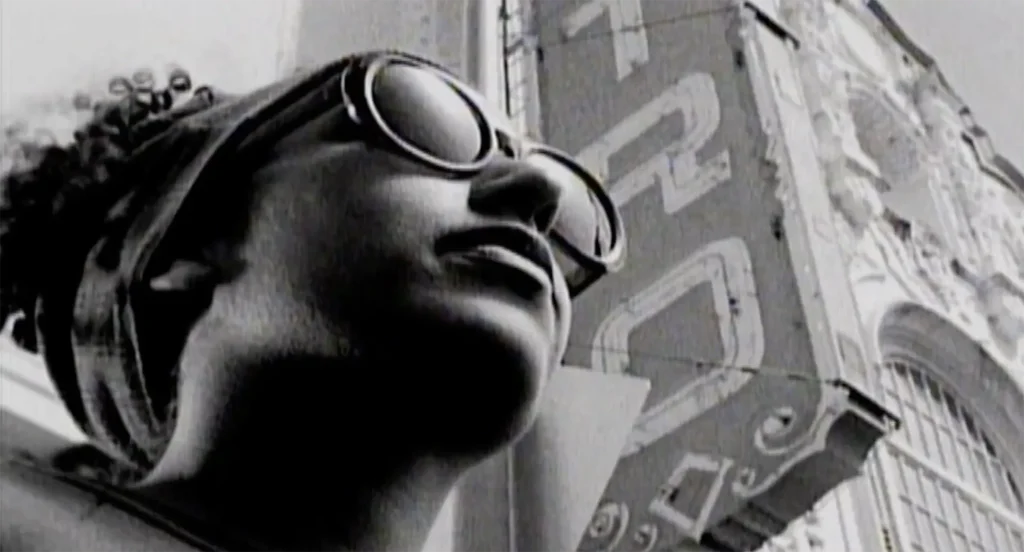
[{"xmin": 560, "ymin": 0, "xmax": 650, "ymax": 81}]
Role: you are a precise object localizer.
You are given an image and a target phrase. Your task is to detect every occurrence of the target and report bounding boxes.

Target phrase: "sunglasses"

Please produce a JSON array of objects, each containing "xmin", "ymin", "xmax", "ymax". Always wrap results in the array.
[{"xmin": 172, "ymin": 53, "xmax": 625, "ymax": 296}]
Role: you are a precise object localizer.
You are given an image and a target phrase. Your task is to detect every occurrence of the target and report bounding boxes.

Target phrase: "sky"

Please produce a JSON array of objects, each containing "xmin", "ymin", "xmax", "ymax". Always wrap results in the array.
[
  {"xmin": 1, "ymin": 0, "xmax": 1021, "ymax": 166},
  {"xmin": 0, "ymin": 0, "xmax": 291, "ymax": 109},
  {"xmin": 880, "ymin": 0, "xmax": 1024, "ymax": 169}
]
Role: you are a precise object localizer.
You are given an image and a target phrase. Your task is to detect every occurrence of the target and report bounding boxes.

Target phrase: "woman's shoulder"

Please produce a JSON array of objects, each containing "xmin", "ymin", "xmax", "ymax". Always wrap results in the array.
[{"xmin": 0, "ymin": 411, "xmax": 201, "ymax": 551}]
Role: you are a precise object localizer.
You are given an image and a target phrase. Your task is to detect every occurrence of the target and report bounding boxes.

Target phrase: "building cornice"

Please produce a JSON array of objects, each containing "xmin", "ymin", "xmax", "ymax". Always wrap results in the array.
[{"xmin": 864, "ymin": 0, "xmax": 1024, "ymax": 197}]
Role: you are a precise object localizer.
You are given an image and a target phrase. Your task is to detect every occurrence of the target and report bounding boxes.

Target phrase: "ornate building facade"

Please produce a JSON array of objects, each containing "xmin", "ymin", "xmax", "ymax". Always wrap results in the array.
[
  {"xmin": 512, "ymin": 0, "xmax": 896, "ymax": 549},
  {"xmin": 758, "ymin": 1, "xmax": 1024, "ymax": 551},
  {"xmin": 505, "ymin": 0, "xmax": 1023, "ymax": 550}
]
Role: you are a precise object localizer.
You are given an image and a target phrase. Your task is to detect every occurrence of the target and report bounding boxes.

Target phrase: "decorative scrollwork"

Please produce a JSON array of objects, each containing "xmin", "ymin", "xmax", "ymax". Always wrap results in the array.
[
  {"xmin": 754, "ymin": 406, "xmax": 798, "ymax": 450},
  {"xmin": 582, "ymin": 501, "xmax": 631, "ymax": 551},
  {"xmin": 732, "ymin": 394, "xmax": 849, "ymax": 500},
  {"xmin": 632, "ymin": 523, "xmax": 659, "ymax": 552},
  {"xmin": 827, "ymin": 172, "xmax": 884, "ymax": 235}
]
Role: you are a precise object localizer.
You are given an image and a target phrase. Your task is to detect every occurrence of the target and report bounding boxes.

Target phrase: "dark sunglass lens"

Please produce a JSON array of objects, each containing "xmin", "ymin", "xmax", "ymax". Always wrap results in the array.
[
  {"xmin": 371, "ymin": 65, "xmax": 482, "ymax": 164},
  {"xmin": 527, "ymin": 151, "xmax": 617, "ymax": 293},
  {"xmin": 551, "ymin": 245, "xmax": 593, "ymax": 295},
  {"xmin": 528, "ymin": 152, "xmax": 613, "ymax": 255}
]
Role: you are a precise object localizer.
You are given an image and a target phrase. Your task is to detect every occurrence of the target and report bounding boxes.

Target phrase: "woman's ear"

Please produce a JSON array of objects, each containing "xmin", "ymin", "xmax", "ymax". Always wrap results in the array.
[
  {"xmin": 146, "ymin": 242, "xmax": 246, "ymax": 292},
  {"xmin": 147, "ymin": 259, "xmax": 217, "ymax": 291},
  {"xmin": 131, "ymin": 245, "xmax": 246, "ymax": 435}
]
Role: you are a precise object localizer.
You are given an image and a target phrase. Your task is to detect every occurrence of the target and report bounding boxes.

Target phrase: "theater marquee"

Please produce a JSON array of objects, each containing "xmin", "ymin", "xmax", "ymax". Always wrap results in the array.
[{"xmin": 533, "ymin": 0, "xmax": 893, "ymax": 550}]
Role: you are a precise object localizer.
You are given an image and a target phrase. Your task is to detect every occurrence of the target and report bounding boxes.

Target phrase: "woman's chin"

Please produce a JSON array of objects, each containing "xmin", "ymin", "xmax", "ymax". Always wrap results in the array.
[{"xmin": 397, "ymin": 289, "xmax": 558, "ymax": 457}]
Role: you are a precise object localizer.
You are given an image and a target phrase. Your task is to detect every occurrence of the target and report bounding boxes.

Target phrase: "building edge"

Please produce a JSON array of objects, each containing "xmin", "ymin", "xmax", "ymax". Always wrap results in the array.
[{"xmin": 864, "ymin": 0, "xmax": 1024, "ymax": 197}]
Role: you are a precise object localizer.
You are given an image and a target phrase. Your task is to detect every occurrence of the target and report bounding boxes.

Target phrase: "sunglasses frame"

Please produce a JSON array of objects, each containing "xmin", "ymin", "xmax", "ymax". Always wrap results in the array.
[
  {"xmin": 350, "ymin": 54, "xmax": 626, "ymax": 288},
  {"xmin": 152, "ymin": 53, "xmax": 625, "ymax": 297},
  {"xmin": 355, "ymin": 56, "xmax": 496, "ymax": 174}
]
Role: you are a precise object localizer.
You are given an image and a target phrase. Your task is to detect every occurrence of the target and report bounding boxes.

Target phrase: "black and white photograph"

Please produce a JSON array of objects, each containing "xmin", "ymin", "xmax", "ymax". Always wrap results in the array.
[{"xmin": 1, "ymin": 1, "xmax": 1022, "ymax": 551}]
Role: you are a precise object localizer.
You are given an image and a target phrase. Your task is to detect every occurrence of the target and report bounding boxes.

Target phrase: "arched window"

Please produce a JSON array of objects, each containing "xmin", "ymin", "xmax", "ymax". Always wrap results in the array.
[{"xmin": 873, "ymin": 349, "xmax": 1024, "ymax": 552}]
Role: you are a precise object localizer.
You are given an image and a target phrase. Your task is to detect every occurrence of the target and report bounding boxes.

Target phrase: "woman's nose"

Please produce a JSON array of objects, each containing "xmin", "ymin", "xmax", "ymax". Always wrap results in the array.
[{"xmin": 467, "ymin": 158, "xmax": 564, "ymax": 232}]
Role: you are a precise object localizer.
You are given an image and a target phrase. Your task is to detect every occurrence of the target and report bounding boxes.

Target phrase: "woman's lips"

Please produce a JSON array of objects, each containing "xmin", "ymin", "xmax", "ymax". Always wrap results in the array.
[
  {"xmin": 436, "ymin": 225, "xmax": 555, "ymax": 282},
  {"xmin": 450, "ymin": 244, "xmax": 552, "ymax": 289},
  {"xmin": 437, "ymin": 225, "xmax": 556, "ymax": 298}
]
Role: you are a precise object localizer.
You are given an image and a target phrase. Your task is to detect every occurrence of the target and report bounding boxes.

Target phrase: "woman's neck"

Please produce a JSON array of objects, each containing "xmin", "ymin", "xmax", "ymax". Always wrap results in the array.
[{"xmin": 134, "ymin": 444, "xmax": 460, "ymax": 551}]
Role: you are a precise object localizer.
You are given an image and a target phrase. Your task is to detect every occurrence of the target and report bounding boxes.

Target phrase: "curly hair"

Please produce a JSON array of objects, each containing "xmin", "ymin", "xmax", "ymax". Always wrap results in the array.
[{"xmin": 0, "ymin": 66, "xmax": 216, "ymax": 350}]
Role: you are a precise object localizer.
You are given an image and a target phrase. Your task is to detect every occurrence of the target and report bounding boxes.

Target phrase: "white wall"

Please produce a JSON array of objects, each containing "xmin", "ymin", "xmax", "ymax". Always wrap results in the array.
[
  {"xmin": 289, "ymin": 0, "xmax": 461, "ymax": 73},
  {"xmin": 0, "ymin": 0, "xmax": 295, "ymax": 110}
]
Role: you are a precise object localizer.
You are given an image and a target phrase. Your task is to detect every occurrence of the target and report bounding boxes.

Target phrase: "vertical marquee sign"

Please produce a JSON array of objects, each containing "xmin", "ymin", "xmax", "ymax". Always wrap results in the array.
[{"xmin": 535, "ymin": 0, "xmax": 859, "ymax": 550}]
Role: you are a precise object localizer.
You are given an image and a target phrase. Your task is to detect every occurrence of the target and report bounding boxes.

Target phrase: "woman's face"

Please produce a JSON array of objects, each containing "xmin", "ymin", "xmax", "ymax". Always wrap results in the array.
[{"xmin": 173, "ymin": 106, "xmax": 581, "ymax": 461}]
